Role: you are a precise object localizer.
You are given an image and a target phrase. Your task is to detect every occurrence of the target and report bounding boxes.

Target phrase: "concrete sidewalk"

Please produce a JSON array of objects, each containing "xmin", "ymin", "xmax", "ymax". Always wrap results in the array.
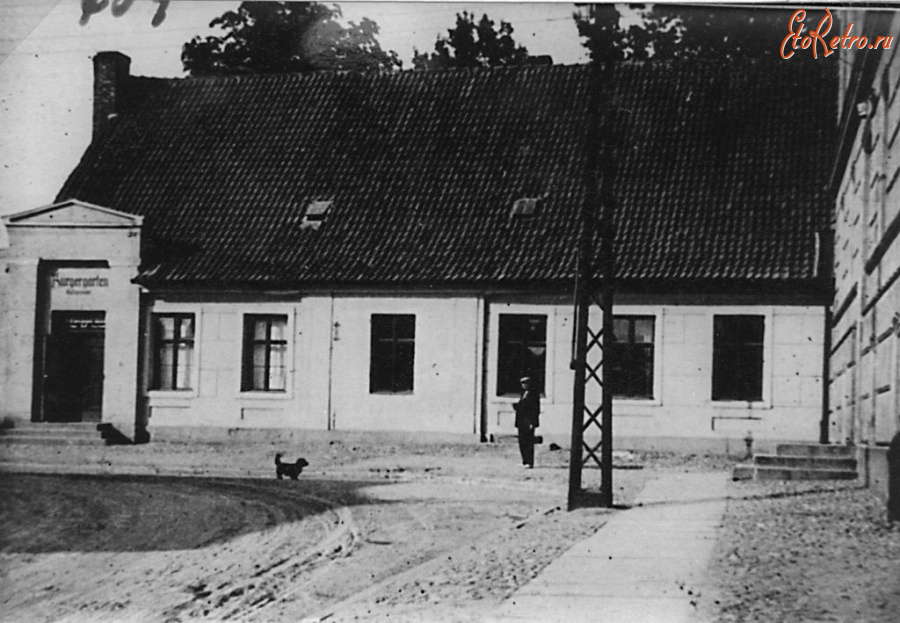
[{"xmin": 492, "ymin": 472, "xmax": 729, "ymax": 623}]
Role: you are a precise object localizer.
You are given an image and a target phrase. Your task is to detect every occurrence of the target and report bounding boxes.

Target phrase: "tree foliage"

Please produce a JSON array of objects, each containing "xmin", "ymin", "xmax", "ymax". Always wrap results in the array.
[
  {"xmin": 575, "ymin": 4, "xmax": 811, "ymax": 63},
  {"xmin": 182, "ymin": 1, "xmax": 400, "ymax": 76},
  {"xmin": 412, "ymin": 12, "xmax": 536, "ymax": 70}
]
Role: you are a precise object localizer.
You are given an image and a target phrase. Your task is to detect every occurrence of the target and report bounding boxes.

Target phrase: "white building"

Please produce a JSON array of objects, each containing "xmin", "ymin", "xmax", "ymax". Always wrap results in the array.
[{"xmin": 0, "ymin": 54, "xmax": 837, "ymax": 453}]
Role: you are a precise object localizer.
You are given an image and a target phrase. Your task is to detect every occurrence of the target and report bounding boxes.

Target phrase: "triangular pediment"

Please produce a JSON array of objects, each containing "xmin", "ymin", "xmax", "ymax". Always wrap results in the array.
[{"xmin": 3, "ymin": 199, "xmax": 142, "ymax": 228}]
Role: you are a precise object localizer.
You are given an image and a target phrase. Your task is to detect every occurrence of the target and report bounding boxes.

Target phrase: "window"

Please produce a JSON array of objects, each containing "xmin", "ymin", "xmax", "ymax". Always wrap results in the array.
[
  {"xmin": 608, "ymin": 316, "xmax": 655, "ymax": 399},
  {"xmin": 497, "ymin": 314, "xmax": 547, "ymax": 395},
  {"xmin": 242, "ymin": 315, "xmax": 288, "ymax": 392},
  {"xmin": 301, "ymin": 200, "xmax": 332, "ymax": 229},
  {"xmin": 370, "ymin": 314, "xmax": 415, "ymax": 393},
  {"xmin": 151, "ymin": 314, "xmax": 194, "ymax": 390},
  {"xmin": 712, "ymin": 315, "xmax": 765, "ymax": 401},
  {"xmin": 510, "ymin": 197, "xmax": 540, "ymax": 217}
]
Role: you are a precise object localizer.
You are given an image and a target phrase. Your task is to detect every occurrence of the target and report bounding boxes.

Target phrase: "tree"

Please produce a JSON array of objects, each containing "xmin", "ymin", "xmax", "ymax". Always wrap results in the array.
[
  {"xmin": 412, "ymin": 12, "xmax": 536, "ymax": 70},
  {"xmin": 182, "ymin": 2, "xmax": 400, "ymax": 76},
  {"xmin": 574, "ymin": 4, "xmax": 819, "ymax": 63},
  {"xmin": 645, "ymin": 5, "xmax": 801, "ymax": 61},
  {"xmin": 572, "ymin": 4, "xmax": 632, "ymax": 64}
]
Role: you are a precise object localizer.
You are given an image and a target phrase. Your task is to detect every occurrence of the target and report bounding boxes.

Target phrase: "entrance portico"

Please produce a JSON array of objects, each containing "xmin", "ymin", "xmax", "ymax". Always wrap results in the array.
[{"xmin": 0, "ymin": 200, "xmax": 142, "ymax": 438}]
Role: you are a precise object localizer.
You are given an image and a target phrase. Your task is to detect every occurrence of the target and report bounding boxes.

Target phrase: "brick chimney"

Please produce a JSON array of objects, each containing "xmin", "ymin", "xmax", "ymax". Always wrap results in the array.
[{"xmin": 93, "ymin": 51, "xmax": 131, "ymax": 138}]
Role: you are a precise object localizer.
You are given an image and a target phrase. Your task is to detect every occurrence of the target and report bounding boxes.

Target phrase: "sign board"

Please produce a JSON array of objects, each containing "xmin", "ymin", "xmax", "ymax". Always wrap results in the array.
[
  {"xmin": 60, "ymin": 314, "xmax": 106, "ymax": 332},
  {"xmin": 51, "ymin": 268, "xmax": 110, "ymax": 296}
]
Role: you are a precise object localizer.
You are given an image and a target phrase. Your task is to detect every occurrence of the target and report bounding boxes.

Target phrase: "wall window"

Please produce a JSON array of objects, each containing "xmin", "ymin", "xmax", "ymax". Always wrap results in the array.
[
  {"xmin": 609, "ymin": 316, "xmax": 655, "ymax": 399},
  {"xmin": 497, "ymin": 314, "xmax": 547, "ymax": 395},
  {"xmin": 151, "ymin": 313, "xmax": 194, "ymax": 390},
  {"xmin": 242, "ymin": 315, "xmax": 288, "ymax": 392},
  {"xmin": 370, "ymin": 314, "xmax": 415, "ymax": 393},
  {"xmin": 712, "ymin": 315, "xmax": 765, "ymax": 401}
]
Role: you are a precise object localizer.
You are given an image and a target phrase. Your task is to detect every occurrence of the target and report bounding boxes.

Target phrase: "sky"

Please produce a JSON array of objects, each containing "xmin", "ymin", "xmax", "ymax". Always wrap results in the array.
[{"xmin": 0, "ymin": 1, "xmax": 589, "ymax": 215}]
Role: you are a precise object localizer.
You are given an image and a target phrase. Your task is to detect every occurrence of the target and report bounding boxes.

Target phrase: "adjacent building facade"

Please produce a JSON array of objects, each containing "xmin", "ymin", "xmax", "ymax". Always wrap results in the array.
[
  {"xmin": 830, "ymin": 9, "xmax": 900, "ymax": 496},
  {"xmin": 0, "ymin": 53, "xmax": 836, "ymax": 452}
]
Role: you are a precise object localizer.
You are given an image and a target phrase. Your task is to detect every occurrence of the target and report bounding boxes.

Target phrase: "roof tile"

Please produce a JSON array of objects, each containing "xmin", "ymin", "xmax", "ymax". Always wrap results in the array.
[{"xmin": 57, "ymin": 61, "xmax": 836, "ymax": 288}]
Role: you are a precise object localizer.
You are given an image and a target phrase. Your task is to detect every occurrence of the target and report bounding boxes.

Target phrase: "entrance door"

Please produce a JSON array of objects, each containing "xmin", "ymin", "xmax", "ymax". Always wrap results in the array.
[{"xmin": 43, "ymin": 311, "xmax": 105, "ymax": 422}]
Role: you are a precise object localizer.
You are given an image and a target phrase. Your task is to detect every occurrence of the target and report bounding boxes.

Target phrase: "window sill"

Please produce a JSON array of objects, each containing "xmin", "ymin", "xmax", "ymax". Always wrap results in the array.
[
  {"xmin": 239, "ymin": 391, "xmax": 292, "ymax": 401},
  {"xmin": 707, "ymin": 400, "xmax": 771, "ymax": 410},
  {"xmin": 369, "ymin": 391, "xmax": 415, "ymax": 396},
  {"xmin": 614, "ymin": 398, "xmax": 662, "ymax": 410},
  {"xmin": 147, "ymin": 390, "xmax": 197, "ymax": 404},
  {"xmin": 494, "ymin": 393, "xmax": 549, "ymax": 401}
]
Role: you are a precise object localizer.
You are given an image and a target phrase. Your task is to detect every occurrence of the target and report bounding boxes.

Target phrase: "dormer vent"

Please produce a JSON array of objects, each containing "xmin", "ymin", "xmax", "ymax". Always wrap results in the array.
[
  {"xmin": 301, "ymin": 200, "xmax": 332, "ymax": 230},
  {"xmin": 511, "ymin": 197, "xmax": 540, "ymax": 217}
]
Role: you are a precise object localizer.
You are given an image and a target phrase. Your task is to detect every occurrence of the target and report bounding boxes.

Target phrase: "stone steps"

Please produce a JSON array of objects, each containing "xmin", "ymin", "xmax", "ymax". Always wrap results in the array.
[
  {"xmin": 0, "ymin": 422, "xmax": 107, "ymax": 446},
  {"xmin": 733, "ymin": 443, "xmax": 858, "ymax": 482},
  {"xmin": 775, "ymin": 443, "xmax": 855, "ymax": 457},
  {"xmin": 732, "ymin": 464, "xmax": 859, "ymax": 481},
  {"xmin": 752, "ymin": 454, "xmax": 857, "ymax": 470}
]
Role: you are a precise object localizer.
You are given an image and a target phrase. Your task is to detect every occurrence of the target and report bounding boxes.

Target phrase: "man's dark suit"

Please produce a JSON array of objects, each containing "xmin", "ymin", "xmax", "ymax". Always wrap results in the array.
[{"xmin": 514, "ymin": 389, "xmax": 540, "ymax": 467}]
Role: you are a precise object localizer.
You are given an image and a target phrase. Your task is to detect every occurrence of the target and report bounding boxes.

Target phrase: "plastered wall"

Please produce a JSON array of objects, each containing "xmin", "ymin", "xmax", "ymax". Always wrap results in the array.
[
  {"xmin": 144, "ymin": 292, "xmax": 824, "ymax": 447},
  {"xmin": 485, "ymin": 302, "xmax": 825, "ymax": 449},
  {"xmin": 145, "ymin": 294, "xmax": 482, "ymax": 436}
]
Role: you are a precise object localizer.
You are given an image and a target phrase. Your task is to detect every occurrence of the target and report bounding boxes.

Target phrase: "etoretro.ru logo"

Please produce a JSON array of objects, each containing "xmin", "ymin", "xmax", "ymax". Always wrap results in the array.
[{"xmin": 781, "ymin": 8, "xmax": 893, "ymax": 59}]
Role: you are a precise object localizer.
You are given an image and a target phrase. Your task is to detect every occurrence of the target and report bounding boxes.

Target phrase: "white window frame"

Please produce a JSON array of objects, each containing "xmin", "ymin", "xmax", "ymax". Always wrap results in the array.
[
  {"xmin": 489, "ymin": 304, "xmax": 557, "ymax": 404},
  {"xmin": 705, "ymin": 307, "xmax": 774, "ymax": 409},
  {"xmin": 367, "ymin": 312, "xmax": 417, "ymax": 396},
  {"xmin": 237, "ymin": 308, "xmax": 296, "ymax": 401},
  {"xmin": 611, "ymin": 306, "xmax": 664, "ymax": 410},
  {"xmin": 146, "ymin": 304, "xmax": 202, "ymax": 401}
]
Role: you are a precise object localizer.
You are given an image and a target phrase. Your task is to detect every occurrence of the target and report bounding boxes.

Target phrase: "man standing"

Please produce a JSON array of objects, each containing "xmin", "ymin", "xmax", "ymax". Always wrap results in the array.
[{"xmin": 513, "ymin": 376, "xmax": 540, "ymax": 468}]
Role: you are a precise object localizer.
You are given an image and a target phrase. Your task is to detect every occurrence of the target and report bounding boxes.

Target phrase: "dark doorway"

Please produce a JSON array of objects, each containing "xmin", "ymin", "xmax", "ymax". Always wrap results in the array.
[{"xmin": 43, "ymin": 311, "xmax": 105, "ymax": 422}]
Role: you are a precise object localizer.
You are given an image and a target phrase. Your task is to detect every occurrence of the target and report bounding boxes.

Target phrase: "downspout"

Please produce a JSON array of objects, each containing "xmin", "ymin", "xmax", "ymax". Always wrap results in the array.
[
  {"xmin": 326, "ymin": 293, "xmax": 335, "ymax": 430},
  {"xmin": 821, "ymin": 303, "xmax": 834, "ymax": 444},
  {"xmin": 134, "ymin": 289, "xmax": 151, "ymax": 443},
  {"xmin": 477, "ymin": 294, "xmax": 489, "ymax": 441},
  {"xmin": 819, "ymin": 229, "xmax": 835, "ymax": 444}
]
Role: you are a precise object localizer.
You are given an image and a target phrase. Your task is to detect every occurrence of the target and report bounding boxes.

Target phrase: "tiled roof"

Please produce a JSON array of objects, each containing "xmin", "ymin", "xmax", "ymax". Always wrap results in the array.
[{"xmin": 58, "ymin": 60, "xmax": 836, "ymax": 288}]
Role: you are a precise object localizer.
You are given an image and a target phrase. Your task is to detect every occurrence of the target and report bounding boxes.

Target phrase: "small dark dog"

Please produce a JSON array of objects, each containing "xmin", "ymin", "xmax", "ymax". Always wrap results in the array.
[{"xmin": 275, "ymin": 453, "xmax": 309, "ymax": 480}]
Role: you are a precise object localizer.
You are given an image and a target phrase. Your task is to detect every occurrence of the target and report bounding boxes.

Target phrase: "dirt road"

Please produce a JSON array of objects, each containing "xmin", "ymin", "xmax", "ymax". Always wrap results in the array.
[
  {"xmin": 700, "ymin": 479, "xmax": 900, "ymax": 623},
  {"xmin": 5, "ymin": 439, "xmax": 895, "ymax": 622},
  {"xmin": 0, "ymin": 442, "xmax": 653, "ymax": 622}
]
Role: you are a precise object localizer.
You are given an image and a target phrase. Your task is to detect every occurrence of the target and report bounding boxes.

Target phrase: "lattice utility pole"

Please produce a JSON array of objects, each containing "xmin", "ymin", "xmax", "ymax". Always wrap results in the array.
[{"xmin": 568, "ymin": 52, "xmax": 617, "ymax": 511}]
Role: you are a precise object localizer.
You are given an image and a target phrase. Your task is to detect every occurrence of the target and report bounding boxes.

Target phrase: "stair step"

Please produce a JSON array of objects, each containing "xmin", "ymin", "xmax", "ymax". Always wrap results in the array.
[
  {"xmin": 753, "ymin": 455, "xmax": 857, "ymax": 470},
  {"xmin": 2, "ymin": 422, "xmax": 98, "ymax": 431},
  {"xmin": 0, "ymin": 423, "xmax": 105, "ymax": 446},
  {"xmin": 2, "ymin": 427, "xmax": 98, "ymax": 437},
  {"xmin": 776, "ymin": 443, "xmax": 855, "ymax": 458},
  {"xmin": 0, "ymin": 435, "xmax": 105, "ymax": 446},
  {"xmin": 733, "ymin": 464, "xmax": 858, "ymax": 482}
]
